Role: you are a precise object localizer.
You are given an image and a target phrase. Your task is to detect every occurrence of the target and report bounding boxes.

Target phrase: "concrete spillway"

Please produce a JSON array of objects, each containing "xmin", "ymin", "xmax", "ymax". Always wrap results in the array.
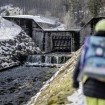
[{"xmin": 25, "ymin": 53, "xmax": 72, "ymax": 67}]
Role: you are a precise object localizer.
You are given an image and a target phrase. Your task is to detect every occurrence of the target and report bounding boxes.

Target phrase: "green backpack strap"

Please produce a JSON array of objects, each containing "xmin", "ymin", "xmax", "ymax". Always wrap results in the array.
[{"xmin": 82, "ymin": 75, "xmax": 88, "ymax": 84}]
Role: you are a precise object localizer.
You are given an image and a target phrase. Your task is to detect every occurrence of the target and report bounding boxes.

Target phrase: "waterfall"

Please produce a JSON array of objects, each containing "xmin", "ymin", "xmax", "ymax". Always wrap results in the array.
[
  {"xmin": 45, "ymin": 56, "xmax": 51, "ymax": 64},
  {"xmin": 27, "ymin": 55, "xmax": 41, "ymax": 64},
  {"xmin": 51, "ymin": 56, "xmax": 57, "ymax": 64},
  {"xmin": 25, "ymin": 54, "xmax": 71, "ymax": 67}
]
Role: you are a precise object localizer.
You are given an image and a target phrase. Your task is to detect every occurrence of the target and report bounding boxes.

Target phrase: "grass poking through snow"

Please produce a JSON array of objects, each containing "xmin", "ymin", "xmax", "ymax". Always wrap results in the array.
[{"xmin": 34, "ymin": 49, "xmax": 81, "ymax": 105}]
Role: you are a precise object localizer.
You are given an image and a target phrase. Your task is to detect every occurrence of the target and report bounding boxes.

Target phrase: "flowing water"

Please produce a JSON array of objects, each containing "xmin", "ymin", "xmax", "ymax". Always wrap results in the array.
[
  {"xmin": 25, "ymin": 54, "xmax": 71, "ymax": 67},
  {"xmin": 0, "ymin": 66, "xmax": 58, "ymax": 105}
]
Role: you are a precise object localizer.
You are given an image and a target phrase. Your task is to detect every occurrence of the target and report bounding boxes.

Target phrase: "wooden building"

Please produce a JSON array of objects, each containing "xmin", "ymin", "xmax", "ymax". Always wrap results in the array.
[
  {"xmin": 43, "ymin": 30, "xmax": 80, "ymax": 53},
  {"xmin": 3, "ymin": 15, "xmax": 80, "ymax": 53},
  {"xmin": 80, "ymin": 17, "xmax": 105, "ymax": 45},
  {"xmin": 3, "ymin": 15, "xmax": 43, "ymax": 38}
]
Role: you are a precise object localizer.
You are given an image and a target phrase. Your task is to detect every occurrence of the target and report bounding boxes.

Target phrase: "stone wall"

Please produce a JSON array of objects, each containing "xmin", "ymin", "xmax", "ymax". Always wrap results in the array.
[{"xmin": 0, "ymin": 31, "xmax": 41, "ymax": 70}]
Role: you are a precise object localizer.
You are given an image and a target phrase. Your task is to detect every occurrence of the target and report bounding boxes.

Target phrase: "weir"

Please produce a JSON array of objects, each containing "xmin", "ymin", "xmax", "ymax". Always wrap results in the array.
[{"xmin": 25, "ymin": 53, "xmax": 72, "ymax": 67}]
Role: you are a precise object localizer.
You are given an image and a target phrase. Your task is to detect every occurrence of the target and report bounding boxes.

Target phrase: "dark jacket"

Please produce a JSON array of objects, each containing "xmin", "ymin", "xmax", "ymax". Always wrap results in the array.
[{"xmin": 73, "ymin": 32, "xmax": 105, "ymax": 99}]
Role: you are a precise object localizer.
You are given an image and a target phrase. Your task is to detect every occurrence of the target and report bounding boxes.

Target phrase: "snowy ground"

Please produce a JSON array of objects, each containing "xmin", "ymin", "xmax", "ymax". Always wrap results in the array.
[{"xmin": 67, "ymin": 84, "xmax": 87, "ymax": 105}]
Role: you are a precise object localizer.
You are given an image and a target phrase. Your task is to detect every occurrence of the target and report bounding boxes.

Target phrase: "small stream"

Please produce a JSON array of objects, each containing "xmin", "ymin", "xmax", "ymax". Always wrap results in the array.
[{"xmin": 0, "ymin": 66, "xmax": 58, "ymax": 105}]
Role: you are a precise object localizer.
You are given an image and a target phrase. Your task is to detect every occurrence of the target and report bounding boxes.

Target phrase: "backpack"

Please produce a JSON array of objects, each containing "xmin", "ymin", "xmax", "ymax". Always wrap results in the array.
[{"xmin": 79, "ymin": 36, "xmax": 105, "ymax": 81}]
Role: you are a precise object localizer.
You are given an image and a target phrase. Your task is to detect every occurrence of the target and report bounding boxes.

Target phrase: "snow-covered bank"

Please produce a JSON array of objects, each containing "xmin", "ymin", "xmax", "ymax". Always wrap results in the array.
[
  {"xmin": 0, "ymin": 17, "xmax": 21, "ymax": 40},
  {"xmin": 0, "ymin": 17, "xmax": 40, "ymax": 70}
]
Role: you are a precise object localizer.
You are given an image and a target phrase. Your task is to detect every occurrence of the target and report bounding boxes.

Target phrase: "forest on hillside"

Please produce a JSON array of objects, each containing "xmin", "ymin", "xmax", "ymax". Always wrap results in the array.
[
  {"xmin": 1, "ymin": 0, "xmax": 105, "ymax": 28},
  {"xmin": 0, "ymin": 0, "xmax": 68, "ymax": 18}
]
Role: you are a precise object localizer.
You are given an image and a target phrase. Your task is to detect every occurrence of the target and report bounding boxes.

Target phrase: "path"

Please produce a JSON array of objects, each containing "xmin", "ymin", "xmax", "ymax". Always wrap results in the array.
[{"xmin": 67, "ymin": 84, "xmax": 87, "ymax": 105}]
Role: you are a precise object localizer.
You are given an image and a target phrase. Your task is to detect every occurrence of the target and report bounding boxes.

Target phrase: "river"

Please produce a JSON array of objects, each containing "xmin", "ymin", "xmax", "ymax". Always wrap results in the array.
[{"xmin": 0, "ymin": 66, "xmax": 58, "ymax": 105}]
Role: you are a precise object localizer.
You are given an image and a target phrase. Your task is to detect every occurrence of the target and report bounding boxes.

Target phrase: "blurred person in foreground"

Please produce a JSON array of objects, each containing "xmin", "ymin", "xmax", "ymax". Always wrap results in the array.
[{"xmin": 73, "ymin": 19, "xmax": 105, "ymax": 105}]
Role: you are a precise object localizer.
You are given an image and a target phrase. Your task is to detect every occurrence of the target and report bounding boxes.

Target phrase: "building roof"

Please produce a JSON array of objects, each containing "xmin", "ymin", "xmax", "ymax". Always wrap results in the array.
[
  {"xmin": 3, "ymin": 15, "xmax": 58, "ymax": 25},
  {"xmin": 80, "ymin": 16, "xmax": 105, "ymax": 31},
  {"xmin": 44, "ymin": 28, "xmax": 81, "ymax": 32}
]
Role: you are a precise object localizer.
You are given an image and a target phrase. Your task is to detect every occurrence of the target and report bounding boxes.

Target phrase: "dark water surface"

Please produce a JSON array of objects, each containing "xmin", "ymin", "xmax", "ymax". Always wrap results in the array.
[{"xmin": 0, "ymin": 66, "xmax": 58, "ymax": 105}]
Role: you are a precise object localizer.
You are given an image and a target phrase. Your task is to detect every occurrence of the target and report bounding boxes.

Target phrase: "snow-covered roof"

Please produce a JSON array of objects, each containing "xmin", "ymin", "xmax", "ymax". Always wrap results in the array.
[
  {"xmin": 44, "ymin": 24, "xmax": 65, "ymax": 31},
  {"xmin": 4, "ymin": 15, "xmax": 58, "ymax": 25},
  {"xmin": 44, "ymin": 28, "xmax": 80, "ymax": 32},
  {"xmin": 0, "ymin": 17, "xmax": 21, "ymax": 40}
]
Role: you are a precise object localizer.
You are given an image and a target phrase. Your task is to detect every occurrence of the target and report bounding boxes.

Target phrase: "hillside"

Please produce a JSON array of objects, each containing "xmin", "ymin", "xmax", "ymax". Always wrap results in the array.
[{"xmin": 0, "ymin": 0, "xmax": 68, "ymax": 20}]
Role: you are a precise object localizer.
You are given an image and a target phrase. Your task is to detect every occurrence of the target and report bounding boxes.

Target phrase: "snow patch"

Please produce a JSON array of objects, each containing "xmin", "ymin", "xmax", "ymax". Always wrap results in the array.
[
  {"xmin": 67, "ymin": 84, "xmax": 87, "ymax": 105},
  {"xmin": 0, "ymin": 17, "xmax": 21, "ymax": 40}
]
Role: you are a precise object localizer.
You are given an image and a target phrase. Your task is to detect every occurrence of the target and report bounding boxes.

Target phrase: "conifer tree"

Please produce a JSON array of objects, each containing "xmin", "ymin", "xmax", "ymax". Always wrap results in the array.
[{"xmin": 88, "ymin": 0, "xmax": 102, "ymax": 17}]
